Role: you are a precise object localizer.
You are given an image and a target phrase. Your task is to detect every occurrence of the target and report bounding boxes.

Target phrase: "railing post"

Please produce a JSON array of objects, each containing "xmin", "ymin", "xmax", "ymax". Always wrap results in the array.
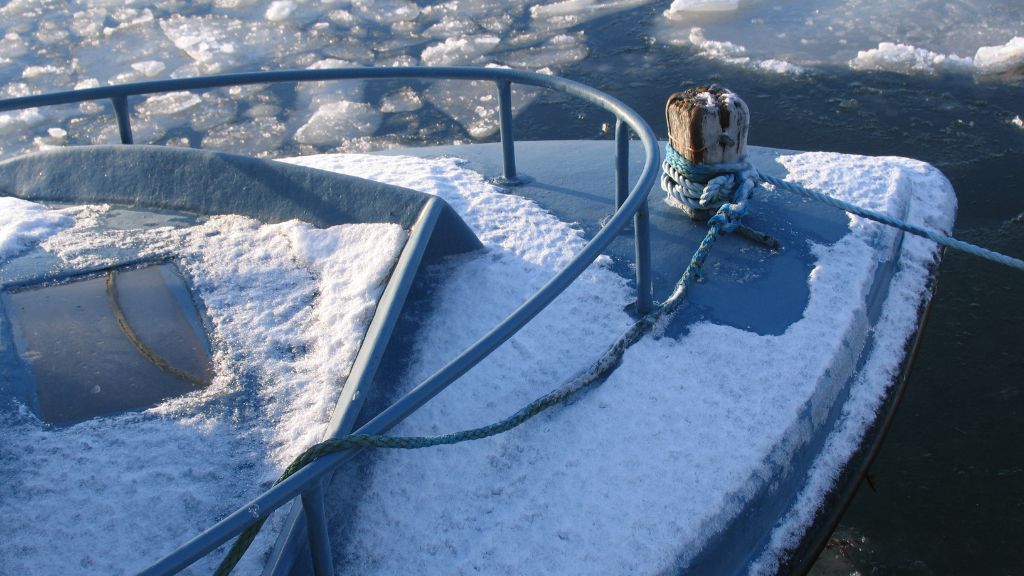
[
  {"xmin": 634, "ymin": 200, "xmax": 652, "ymax": 316},
  {"xmin": 111, "ymin": 95, "xmax": 134, "ymax": 144},
  {"xmin": 614, "ymin": 119, "xmax": 629, "ymax": 210},
  {"xmin": 301, "ymin": 484, "xmax": 334, "ymax": 576},
  {"xmin": 615, "ymin": 118, "xmax": 651, "ymax": 315},
  {"xmin": 496, "ymin": 80, "xmax": 520, "ymax": 185}
]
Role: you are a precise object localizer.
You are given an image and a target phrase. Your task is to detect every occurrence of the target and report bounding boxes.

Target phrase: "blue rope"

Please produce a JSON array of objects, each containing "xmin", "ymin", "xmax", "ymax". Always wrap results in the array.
[
  {"xmin": 662, "ymin": 144, "xmax": 1024, "ymax": 272},
  {"xmin": 661, "ymin": 144, "xmax": 758, "ymax": 234},
  {"xmin": 757, "ymin": 173, "xmax": 1024, "ymax": 271}
]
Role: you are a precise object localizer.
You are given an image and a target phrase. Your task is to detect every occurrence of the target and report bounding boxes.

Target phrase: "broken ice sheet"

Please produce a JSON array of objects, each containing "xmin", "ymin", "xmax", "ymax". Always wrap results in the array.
[
  {"xmin": 159, "ymin": 14, "xmax": 325, "ymax": 74},
  {"xmin": 294, "ymin": 101, "xmax": 382, "ymax": 146},
  {"xmin": 424, "ymin": 78, "xmax": 539, "ymax": 140},
  {"xmin": 380, "ymin": 87, "xmax": 423, "ymax": 114},
  {"xmin": 202, "ymin": 116, "xmax": 288, "ymax": 157}
]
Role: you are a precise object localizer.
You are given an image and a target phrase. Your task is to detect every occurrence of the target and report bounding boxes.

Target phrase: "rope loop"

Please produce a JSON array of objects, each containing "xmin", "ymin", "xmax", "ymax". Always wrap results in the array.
[{"xmin": 662, "ymin": 143, "xmax": 759, "ymax": 234}]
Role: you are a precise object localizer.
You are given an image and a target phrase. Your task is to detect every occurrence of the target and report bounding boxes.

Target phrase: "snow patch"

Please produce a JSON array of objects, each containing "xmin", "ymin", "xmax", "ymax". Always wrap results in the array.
[
  {"xmin": 278, "ymin": 150, "xmax": 953, "ymax": 574},
  {"xmin": 0, "ymin": 197, "xmax": 73, "ymax": 259}
]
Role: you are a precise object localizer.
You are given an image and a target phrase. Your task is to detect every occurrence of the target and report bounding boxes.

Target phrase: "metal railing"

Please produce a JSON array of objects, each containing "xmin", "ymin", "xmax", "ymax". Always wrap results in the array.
[{"xmin": 0, "ymin": 67, "xmax": 660, "ymax": 575}]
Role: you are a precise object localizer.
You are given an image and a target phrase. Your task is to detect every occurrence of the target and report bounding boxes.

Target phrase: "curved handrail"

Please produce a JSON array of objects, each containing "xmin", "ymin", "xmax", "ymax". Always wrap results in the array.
[{"xmin": 0, "ymin": 67, "xmax": 660, "ymax": 574}]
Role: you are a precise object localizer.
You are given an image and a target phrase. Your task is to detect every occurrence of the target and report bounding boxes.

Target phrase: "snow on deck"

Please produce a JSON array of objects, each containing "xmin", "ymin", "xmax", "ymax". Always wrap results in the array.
[
  {"xmin": 283, "ymin": 151, "xmax": 955, "ymax": 574},
  {"xmin": 0, "ymin": 149, "xmax": 955, "ymax": 574},
  {"xmin": 0, "ymin": 209, "xmax": 405, "ymax": 574},
  {"xmin": 0, "ymin": 196, "xmax": 72, "ymax": 259}
]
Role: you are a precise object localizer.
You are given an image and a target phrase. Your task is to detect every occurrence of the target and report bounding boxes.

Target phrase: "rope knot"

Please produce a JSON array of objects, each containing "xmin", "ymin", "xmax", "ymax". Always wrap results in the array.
[{"xmin": 661, "ymin": 143, "xmax": 759, "ymax": 233}]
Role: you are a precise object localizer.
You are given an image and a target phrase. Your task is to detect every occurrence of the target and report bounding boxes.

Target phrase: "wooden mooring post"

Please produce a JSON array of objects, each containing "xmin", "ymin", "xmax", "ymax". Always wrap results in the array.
[{"xmin": 664, "ymin": 85, "xmax": 749, "ymax": 220}]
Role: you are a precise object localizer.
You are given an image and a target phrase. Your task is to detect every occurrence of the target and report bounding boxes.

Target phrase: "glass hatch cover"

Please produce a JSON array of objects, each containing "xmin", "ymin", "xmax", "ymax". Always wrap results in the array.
[{"xmin": 3, "ymin": 262, "xmax": 212, "ymax": 425}]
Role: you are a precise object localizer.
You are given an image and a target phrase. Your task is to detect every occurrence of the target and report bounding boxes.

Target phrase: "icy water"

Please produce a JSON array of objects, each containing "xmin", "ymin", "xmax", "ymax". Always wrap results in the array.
[{"xmin": 1, "ymin": 0, "xmax": 1022, "ymax": 574}]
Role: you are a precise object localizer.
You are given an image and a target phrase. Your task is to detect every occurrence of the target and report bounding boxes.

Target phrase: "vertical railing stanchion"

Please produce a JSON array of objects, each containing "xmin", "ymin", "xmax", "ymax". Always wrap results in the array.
[
  {"xmin": 301, "ymin": 484, "xmax": 334, "ymax": 576},
  {"xmin": 616, "ymin": 117, "xmax": 652, "ymax": 315},
  {"xmin": 111, "ymin": 95, "xmax": 134, "ymax": 144},
  {"xmin": 634, "ymin": 199, "xmax": 652, "ymax": 316},
  {"xmin": 497, "ymin": 80, "xmax": 519, "ymax": 184},
  {"xmin": 614, "ymin": 118, "xmax": 629, "ymax": 209}
]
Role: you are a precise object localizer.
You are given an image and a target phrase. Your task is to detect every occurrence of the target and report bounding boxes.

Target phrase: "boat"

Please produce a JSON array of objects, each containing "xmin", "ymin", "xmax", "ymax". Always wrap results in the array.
[{"xmin": 0, "ymin": 68, "xmax": 955, "ymax": 575}]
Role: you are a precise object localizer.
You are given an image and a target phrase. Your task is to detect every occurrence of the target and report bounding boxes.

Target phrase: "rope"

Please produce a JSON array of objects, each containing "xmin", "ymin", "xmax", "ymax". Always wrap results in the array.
[
  {"xmin": 106, "ymin": 270, "xmax": 210, "ymax": 388},
  {"xmin": 661, "ymin": 144, "xmax": 757, "ymax": 227},
  {"xmin": 662, "ymin": 143, "xmax": 1024, "ymax": 272},
  {"xmin": 757, "ymin": 173, "xmax": 1024, "ymax": 271},
  {"xmin": 212, "ymin": 206, "xmax": 739, "ymax": 575}
]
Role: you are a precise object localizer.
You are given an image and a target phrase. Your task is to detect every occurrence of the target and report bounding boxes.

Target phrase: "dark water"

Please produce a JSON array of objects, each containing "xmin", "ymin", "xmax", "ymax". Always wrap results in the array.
[
  {"xmin": 2, "ymin": 1, "xmax": 1021, "ymax": 573},
  {"xmin": 544, "ymin": 6, "xmax": 1024, "ymax": 574}
]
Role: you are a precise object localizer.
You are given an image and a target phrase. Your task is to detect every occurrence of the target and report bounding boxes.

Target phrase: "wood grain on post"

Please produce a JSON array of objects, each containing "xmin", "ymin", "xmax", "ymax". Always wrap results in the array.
[{"xmin": 666, "ymin": 85, "xmax": 749, "ymax": 165}]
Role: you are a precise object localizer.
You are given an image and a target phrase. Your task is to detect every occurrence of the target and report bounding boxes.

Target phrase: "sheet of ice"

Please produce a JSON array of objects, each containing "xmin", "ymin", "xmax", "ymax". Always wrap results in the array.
[
  {"xmin": 658, "ymin": 27, "xmax": 806, "ymax": 75},
  {"xmin": 851, "ymin": 37, "xmax": 1024, "ymax": 76},
  {"xmin": 849, "ymin": 42, "xmax": 975, "ymax": 75},
  {"xmin": 665, "ymin": 0, "xmax": 739, "ymax": 16},
  {"xmin": 0, "ymin": 0, "xmax": 646, "ymax": 153},
  {"xmin": 294, "ymin": 101, "xmax": 382, "ymax": 146},
  {"xmin": 379, "ymin": 87, "xmax": 422, "ymax": 113},
  {"xmin": 282, "ymin": 150, "xmax": 955, "ymax": 574},
  {"xmin": 652, "ymin": 0, "xmax": 1022, "ymax": 76},
  {"xmin": 265, "ymin": 0, "xmax": 296, "ymax": 22},
  {"xmin": 0, "ymin": 206, "xmax": 406, "ymax": 574},
  {"xmin": 0, "ymin": 197, "xmax": 72, "ymax": 259},
  {"xmin": 973, "ymin": 36, "xmax": 1024, "ymax": 74}
]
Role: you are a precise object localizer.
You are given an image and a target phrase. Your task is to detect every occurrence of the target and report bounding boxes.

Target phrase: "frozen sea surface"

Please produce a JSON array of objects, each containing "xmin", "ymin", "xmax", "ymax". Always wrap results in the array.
[{"xmin": 0, "ymin": 0, "xmax": 1020, "ymax": 159}]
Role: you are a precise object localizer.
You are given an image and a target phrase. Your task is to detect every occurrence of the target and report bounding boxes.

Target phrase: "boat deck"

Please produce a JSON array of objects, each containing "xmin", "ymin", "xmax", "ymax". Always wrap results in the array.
[{"xmin": 0, "ymin": 140, "xmax": 953, "ymax": 575}]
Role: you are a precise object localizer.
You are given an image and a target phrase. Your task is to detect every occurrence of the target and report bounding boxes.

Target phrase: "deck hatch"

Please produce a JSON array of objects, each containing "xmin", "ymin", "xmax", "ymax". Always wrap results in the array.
[{"xmin": 3, "ymin": 262, "xmax": 213, "ymax": 425}]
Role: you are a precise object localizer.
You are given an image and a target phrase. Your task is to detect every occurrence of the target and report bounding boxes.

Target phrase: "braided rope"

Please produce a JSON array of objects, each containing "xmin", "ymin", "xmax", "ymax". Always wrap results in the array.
[
  {"xmin": 106, "ymin": 270, "xmax": 210, "ymax": 388},
  {"xmin": 661, "ymin": 144, "xmax": 758, "ymax": 234},
  {"xmin": 662, "ymin": 143, "xmax": 1024, "ymax": 271},
  {"xmin": 757, "ymin": 173, "xmax": 1024, "ymax": 271}
]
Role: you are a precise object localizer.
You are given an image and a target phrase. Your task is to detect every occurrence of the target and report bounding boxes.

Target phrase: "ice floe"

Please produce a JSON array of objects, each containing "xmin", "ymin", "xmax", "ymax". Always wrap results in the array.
[{"xmin": 851, "ymin": 36, "xmax": 1024, "ymax": 76}]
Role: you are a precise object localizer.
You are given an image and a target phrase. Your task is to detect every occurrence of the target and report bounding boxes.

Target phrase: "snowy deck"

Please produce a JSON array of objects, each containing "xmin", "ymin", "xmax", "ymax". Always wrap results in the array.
[
  {"xmin": 286, "ymin": 145, "xmax": 954, "ymax": 575},
  {"xmin": 0, "ymin": 142, "xmax": 953, "ymax": 574}
]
